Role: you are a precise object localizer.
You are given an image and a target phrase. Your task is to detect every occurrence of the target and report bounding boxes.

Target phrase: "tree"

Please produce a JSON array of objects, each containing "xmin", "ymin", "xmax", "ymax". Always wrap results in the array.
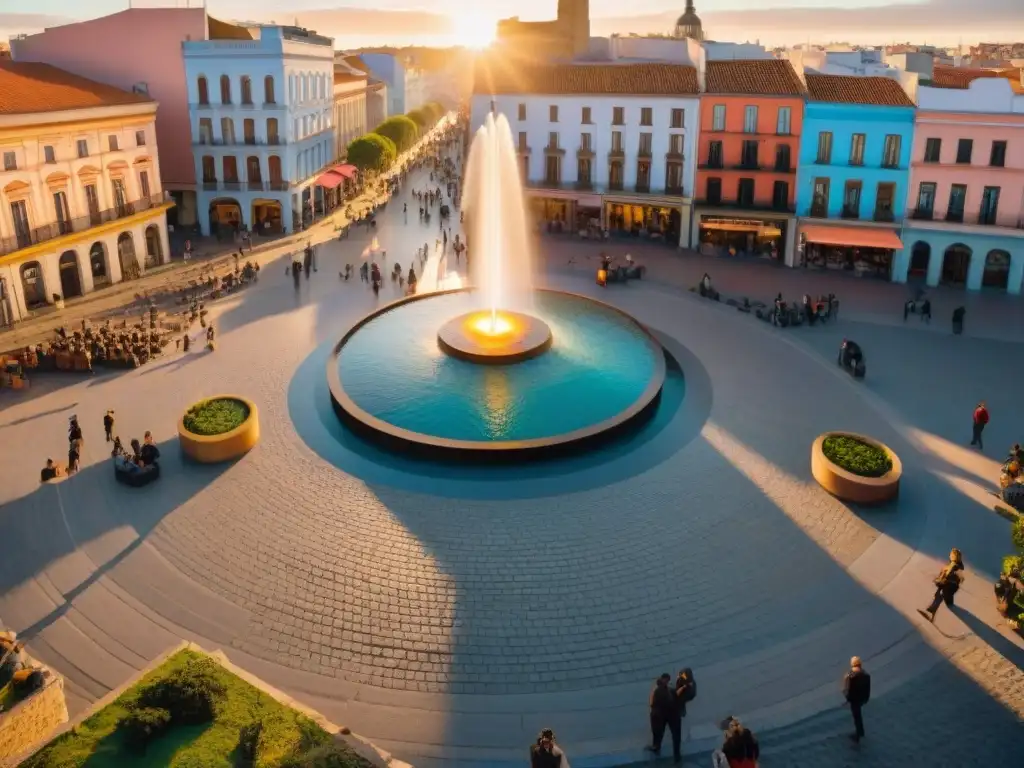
[
  {"xmin": 372, "ymin": 115, "xmax": 419, "ymax": 153},
  {"xmin": 346, "ymin": 133, "xmax": 397, "ymax": 172},
  {"xmin": 406, "ymin": 108, "xmax": 430, "ymax": 131},
  {"xmin": 423, "ymin": 102, "xmax": 446, "ymax": 123}
]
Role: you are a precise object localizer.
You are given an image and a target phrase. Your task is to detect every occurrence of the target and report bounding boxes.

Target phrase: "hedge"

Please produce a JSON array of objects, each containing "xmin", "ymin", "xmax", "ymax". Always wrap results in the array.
[
  {"xmin": 346, "ymin": 133, "xmax": 397, "ymax": 172},
  {"xmin": 821, "ymin": 435, "xmax": 892, "ymax": 478},
  {"xmin": 372, "ymin": 115, "xmax": 419, "ymax": 153}
]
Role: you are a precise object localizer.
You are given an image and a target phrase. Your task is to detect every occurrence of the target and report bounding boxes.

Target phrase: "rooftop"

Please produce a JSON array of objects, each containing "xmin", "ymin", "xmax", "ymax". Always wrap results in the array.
[
  {"xmin": 0, "ymin": 61, "xmax": 153, "ymax": 116},
  {"xmin": 704, "ymin": 59, "xmax": 805, "ymax": 96},
  {"xmin": 208, "ymin": 16, "xmax": 253, "ymax": 41},
  {"xmin": 473, "ymin": 62, "xmax": 700, "ymax": 96},
  {"xmin": 804, "ymin": 73, "xmax": 913, "ymax": 107},
  {"xmin": 334, "ymin": 71, "xmax": 367, "ymax": 85}
]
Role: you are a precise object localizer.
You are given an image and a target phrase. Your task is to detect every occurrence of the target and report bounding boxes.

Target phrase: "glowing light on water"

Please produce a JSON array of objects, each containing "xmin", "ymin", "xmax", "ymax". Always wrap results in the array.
[{"xmin": 470, "ymin": 313, "xmax": 514, "ymax": 337}]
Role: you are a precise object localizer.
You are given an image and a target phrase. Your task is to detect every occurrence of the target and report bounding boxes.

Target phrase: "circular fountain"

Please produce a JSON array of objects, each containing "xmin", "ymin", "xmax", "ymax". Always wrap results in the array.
[{"xmin": 328, "ymin": 114, "xmax": 669, "ymax": 460}]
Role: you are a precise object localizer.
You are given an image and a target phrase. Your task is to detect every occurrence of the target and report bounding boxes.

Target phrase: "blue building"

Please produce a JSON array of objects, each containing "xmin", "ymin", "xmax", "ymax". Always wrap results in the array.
[
  {"xmin": 795, "ymin": 74, "xmax": 915, "ymax": 280},
  {"xmin": 360, "ymin": 53, "xmax": 414, "ymax": 117}
]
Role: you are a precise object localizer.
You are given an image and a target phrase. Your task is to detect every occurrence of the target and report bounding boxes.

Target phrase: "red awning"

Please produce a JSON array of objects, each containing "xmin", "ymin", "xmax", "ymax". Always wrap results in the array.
[
  {"xmin": 801, "ymin": 224, "xmax": 903, "ymax": 250},
  {"xmin": 315, "ymin": 171, "xmax": 346, "ymax": 189},
  {"xmin": 333, "ymin": 164, "xmax": 358, "ymax": 179}
]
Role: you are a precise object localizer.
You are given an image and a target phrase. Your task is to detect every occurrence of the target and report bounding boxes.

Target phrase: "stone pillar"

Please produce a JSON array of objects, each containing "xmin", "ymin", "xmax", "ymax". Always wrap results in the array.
[
  {"xmin": 78, "ymin": 248, "xmax": 96, "ymax": 295},
  {"xmin": 783, "ymin": 218, "xmax": 798, "ymax": 267},
  {"xmin": 966, "ymin": 251, "xmax": 985, "ymax": 291},
  {"xmin": 925, "ymin": 245, "xmax": 942, "ymax": 287},
  {"xmin": 40, "ymin": 252, "xmax": 62, "ymax": 304},
  {"xmin": 1007, "ymin": 252, "xmax": 1024, "ymax": 296},
  {"xmin": 890, "ymin": 246, "xmax": 908, "ymax": 284}
]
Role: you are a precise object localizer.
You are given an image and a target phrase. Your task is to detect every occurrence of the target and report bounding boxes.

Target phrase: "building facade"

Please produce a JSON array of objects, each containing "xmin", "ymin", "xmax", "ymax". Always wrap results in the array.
[
  {"xmin": 495, "ymin": 0, "xmax": 591, "ymax": 62},
  {"xmin": 694, "ymin": 60, "xmax": 805, "ymax": 264},
  {"xmin": 333, "ymin": 71, "xmax": 369, "ymax": 160},
  {"xmin": 0, "ymin": 62, "xmax": 172, "ymax": 324},
  {"xmin": 795, "ymin": 74, "xmax": 915, "ymax": 280},
  {"xmin": 183, "ymin": 25, "xmax": 336, "ymax": 235},
  {"xmin": 900, "ymin": 78, "xmax": 1024, "ymax": 292},
  {"xmin": 472, "ymin": 63, "xmax": 701, "ymax": 247},
  {"xmin": 360, "ymin": 54, "xmax": 420, "ymax": 117}
]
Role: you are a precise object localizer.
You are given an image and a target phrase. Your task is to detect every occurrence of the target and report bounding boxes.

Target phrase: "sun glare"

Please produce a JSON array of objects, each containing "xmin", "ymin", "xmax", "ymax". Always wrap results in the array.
[{"xmin": 451, "ymin": 12, "xmax": 497, "ymax": 48}]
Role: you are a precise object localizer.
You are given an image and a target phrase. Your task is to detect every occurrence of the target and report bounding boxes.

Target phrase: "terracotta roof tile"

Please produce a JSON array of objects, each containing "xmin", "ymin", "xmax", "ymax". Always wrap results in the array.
[
  {"xmin": 0, "ymin": 62, "xmax": 153, "ymax": 116},
  {"xmin": 705, "ymin": 59, "xmax": 805, "ymax": 96},
  {"xmin": 473, "ymin": 62, "xmax": 699, "ymax": 96},
  {"xmin": 805, "ymin": 74, "xmax": 913, "ymax": 107},
  {"xmin": 930, "ymin": 65, "xmax": 1007, "ymax": 89},
  {"xmin": 334, "ymin": 71, "xmax": 367, "ymax": 85},
  {"xmin": 343, "ymin": 55, "xmax": 370, "ymax": 74}
]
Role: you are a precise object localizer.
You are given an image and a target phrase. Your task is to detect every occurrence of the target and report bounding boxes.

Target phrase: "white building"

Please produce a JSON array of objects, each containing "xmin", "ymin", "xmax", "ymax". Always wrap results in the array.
[
  {"xmin": 332, "ymin": 70, "xmax": 369, "ymax": 161},
  {"xmin": 0, "ymin": 61, "xmax": 172, "ymax": 324},
  {"xmin": 183, "ymin": 25, "xmax": 335, "ymax": 235},
  {"xmin": 472, "ymin": 62, "xmax": 701, "ymax": 247}
]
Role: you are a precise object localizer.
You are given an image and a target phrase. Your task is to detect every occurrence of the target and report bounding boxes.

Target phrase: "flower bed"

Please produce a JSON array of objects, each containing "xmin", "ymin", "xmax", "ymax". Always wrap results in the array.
[
  {"xmin": 821, "ymin": 435, "xmax": 893, "ymax": 478},
  {"xmin": 178, "ymin": 395, "xmax": 259, "ymax": 463},
  {"xmin": 811, "ymin": 432, "xmax": 901, "ymax": 504}
]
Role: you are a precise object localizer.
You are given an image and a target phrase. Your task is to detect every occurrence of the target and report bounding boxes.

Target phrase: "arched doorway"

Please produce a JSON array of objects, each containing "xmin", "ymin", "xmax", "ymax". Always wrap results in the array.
[
  {"xmin": 144, "ymin": 225, "xmax": 162, "ymax": 268},
  {"xmin": 117, "ymin": 232, "xmax": 141, "ymax": 281},
  {"xmin": 58, "ymin": 251, "xmax": 83, "ymax": 298},
  {"xmin": 20, "ymin": 261, "xmax": 46, "ymax": 309},
  {"xmin": 251, "ymin": 199, "xmax": 283, "ymax": 235},
  {"xmin": 208, "ymin": 198, "xmax": 242, "ymax": 240},
  {"xmin": 982, "ymin": 249, "xmax": 1011, "ymax": 290},
  {"xmin": 941, "ymin": 243, "xmax": 971, "ymax": 287},
  {"xmin": 90, "ymin": 242, "xmax": 110, "ymax": 287},
  {"xmin": 908, "ymin": 241, "xmax": 930, "ymax": 281}
]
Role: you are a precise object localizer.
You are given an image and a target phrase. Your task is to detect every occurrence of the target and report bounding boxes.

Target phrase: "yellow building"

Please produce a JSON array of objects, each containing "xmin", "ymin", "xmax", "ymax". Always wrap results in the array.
[
  {"xmin": 495, "ymin": 0, "xmax": 591, "ymax": 62},
  {"xmin": 0, "ymin": 61, "xmax": 173, "ymax": 324}
]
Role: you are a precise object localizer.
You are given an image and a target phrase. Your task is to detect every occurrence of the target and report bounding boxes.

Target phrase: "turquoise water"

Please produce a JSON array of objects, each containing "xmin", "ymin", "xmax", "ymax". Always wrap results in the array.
[{"xmin": 335, "ymin": 292, "xmax": 661, "ymax": 442}]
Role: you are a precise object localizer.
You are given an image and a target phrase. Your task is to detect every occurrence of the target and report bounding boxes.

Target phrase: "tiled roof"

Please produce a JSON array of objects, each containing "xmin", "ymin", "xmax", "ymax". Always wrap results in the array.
[
  {"xmin": 334, "ymin": 71, "xmax": 367, "ymax": 85},
  {"xmin": 343, "ymin": 55, "xmax": 370, "ymax": 74},
  {"xmin": 805, "ymin": 74, "xmax": 913, "ymax": 107},
  {"xmin": 705, "ymin": 59, "xmax": 805, "ymax": 96},
  {"xmin": 930, "ymin": 65, "xmax": 1006, "ymax": 89},
  {"xmin": 473, "ymin": 62, "xmax": 700, "ymax": 96},
  {"xmin": 0, "ymin": 62, "xmax": 153, "ymax": 116}
]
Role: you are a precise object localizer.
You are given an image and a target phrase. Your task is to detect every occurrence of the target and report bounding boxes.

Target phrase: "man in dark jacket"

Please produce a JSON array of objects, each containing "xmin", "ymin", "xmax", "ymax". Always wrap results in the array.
[
  {"xmin": 843, "ymin": 656, "xmax": 871, "ymax": 743},
  {"xmin": 668, "ymin": 669, "xmax": 695, "ymax": 763},
  {"xmin": 645, "ymin": 673, "xmax": 675, "ymax": 757},
  {"xmin": 529, "ymin": 728, "xmax": 565, "ymax": 768}
]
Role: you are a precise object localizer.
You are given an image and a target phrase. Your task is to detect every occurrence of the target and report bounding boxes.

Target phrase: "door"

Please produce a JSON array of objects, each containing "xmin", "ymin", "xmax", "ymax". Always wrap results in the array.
[
  {"xmin": 908, "ymin": 241, "xmax": 930, "ymax": 280},
  {"xmin": 941, "ymin": 244, "xmax": 971, "ymax": 286},
  {"xmin": 58, "ymin": 251, "xmax": 82, "ymax": 298}
]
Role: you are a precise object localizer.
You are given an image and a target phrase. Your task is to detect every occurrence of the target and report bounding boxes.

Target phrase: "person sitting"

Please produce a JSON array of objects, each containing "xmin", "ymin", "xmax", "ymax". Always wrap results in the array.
[
  {"xmin": 699, "ymin": 273, "xmax": 713, "ymax": 297},
  {"xmin": 839, "ymin": 339, "xmax": 863, "ymax": 369},
  {"xmin": 40, "ymin": 458, "xmax": 62, "ymax": 483},
  {"xmin": 115, "ymin": 451, "xmax": 141, "ymax": 474},
  {"xmin": 140, "ymin": 432, "xmax": 161, "ymax": 467}
]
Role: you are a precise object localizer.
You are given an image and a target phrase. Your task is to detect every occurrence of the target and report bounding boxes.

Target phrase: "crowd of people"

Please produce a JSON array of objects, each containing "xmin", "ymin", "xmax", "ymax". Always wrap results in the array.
[{"xmin": 39, "ymin": 411, "xmax": 160, "ymax": 484}]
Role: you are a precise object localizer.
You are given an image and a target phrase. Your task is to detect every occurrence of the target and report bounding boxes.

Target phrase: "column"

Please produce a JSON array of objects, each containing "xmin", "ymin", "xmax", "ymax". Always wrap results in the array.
[
  {"xmin": 40, "ymin": 250, "xmax": 62, "ymax": 304},
  {"xmin": 158, "ymin": 219, "xmax": 172, "ymax": 265},
  {"xmin": 1008, "ymin": 251, "xmax": 1024, "ymax": 296},
  {"xmin": 783, "ymin": 219, "xmax": 798, "ymax": 267},
  {"xmin": 890, "ymin": 245, "xmax": 909, "ymax": 283},
  {"xmin": 925, "ymin": 241, "xmax": 942, "ymax": 287}
]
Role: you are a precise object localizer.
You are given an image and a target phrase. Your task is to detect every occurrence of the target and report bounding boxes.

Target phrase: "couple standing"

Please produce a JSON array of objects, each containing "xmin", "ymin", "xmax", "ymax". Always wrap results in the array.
[{"xmin": 646, "ymin": 669, "xmax": 697, "ymax": 763}]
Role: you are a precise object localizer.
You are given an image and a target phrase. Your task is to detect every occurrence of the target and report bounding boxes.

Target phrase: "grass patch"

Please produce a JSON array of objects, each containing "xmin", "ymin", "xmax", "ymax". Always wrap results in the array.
[
  {"xmin": 0, "ymin": 680, "xmax": 20, "ymax": 711},
  {"xmin": 22, "ymin": 649, "xmax": 371, "ymax": 768},
  {"xmin": 822, "ymin": 435, "xmax": 893, "ymax": 478},
  {"xmin": 182, "ymin": 398, "xmax": 250, "ymax": 436}
]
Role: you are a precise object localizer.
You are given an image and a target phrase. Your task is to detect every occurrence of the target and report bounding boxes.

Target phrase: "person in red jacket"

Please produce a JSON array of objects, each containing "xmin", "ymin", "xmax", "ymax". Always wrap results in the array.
[{"xmin": 971, "ymin": 401, "xmax": 989, "ymax": 451}]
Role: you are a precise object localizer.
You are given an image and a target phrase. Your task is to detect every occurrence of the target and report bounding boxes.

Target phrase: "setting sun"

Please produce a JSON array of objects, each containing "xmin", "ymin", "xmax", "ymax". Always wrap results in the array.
[{"xmin": 450, "ymin": 11, "xmax": 498, "ymax": 48}]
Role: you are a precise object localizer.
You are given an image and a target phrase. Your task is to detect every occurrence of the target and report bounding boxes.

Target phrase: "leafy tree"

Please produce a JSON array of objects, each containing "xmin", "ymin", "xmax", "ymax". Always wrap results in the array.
[
  {"xmin": 423, "ymin": 102, "xmax": 446, "ymax": 123},
  {"xmin": 346, "ymin": 134, "xmax": 397, "ymax": 172},
  {"xmin": 406, "ymin": 107, "xmax": 430, "ymax": 130},
  {"xmin": 372, "ymin": 115, "xmax": 419, "ymax": 153}
]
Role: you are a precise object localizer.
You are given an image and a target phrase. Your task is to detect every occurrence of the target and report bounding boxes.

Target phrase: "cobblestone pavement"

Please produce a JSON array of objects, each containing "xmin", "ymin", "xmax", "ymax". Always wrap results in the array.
[{"xmin": 1, "ymin": 160, "xmax": 1022, "ymax": 766}]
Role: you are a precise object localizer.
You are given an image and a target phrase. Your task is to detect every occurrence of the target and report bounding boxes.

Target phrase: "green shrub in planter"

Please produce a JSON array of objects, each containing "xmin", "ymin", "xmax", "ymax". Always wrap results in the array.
[
  {"xmin": 822, "ymin": 435, "xmax": 892, "ymax": 478},
  {"xmin": 280, "ymin": 744, "xmax": 367, "ymax": 768},
  {"xmin": 120, "ymin": 707, "xmax": 171, "ymax": 752},
  {"xmin": 138, "ymin": 656, "xmax": 226, "ymax": 725},
  {"xmin": 182, "ymin": 398, "xmax": 250, "ymax": 436}
]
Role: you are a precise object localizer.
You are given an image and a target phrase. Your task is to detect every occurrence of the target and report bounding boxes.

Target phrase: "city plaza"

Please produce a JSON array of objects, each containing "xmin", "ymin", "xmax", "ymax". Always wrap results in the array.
[{"xmin": 0, "ymin": 155, "xmax": 1022, "ymax": 766}]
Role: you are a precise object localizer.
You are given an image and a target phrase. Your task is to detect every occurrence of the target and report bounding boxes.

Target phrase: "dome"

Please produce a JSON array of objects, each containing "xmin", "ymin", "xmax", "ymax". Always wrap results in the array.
[{"xmin": 674, "ymin": 1, "xmax": 704, "ymax": 41}]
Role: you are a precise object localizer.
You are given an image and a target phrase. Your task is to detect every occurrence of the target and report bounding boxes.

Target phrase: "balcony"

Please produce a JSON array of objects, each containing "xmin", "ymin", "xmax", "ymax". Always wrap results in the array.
[
  {"xmin": 638, "ymin": 148, "xmax": 653, "ymax": 159},
  {"xmin": 696, "ymin": 199, "xmax": 795, "ymax": 214},
  {"xmin": 810, "ymin": 205, "xmax": 828, "ymax": 218},
  {"xmin": 0, "ymin": 193, "xmax": 171, "ymax": 257},
  {"xmin": 666, "ymin": 150, "xmax": 684, "ymax": 161},
  {"xmin": 608, "ymin": 148, "xmax": 625, "ymax": 160},
  {"xmin": 909, "ymin": 208, "xmax": 1024, "ymax": 230},
  {"xmin": 194, "ymin": 137, "xmax": 284, "ymax": 147},
  {"xmin": 544, "ymin": 144, "xmax": 566, "ymax": 156},
  {"xmin": 773, "ymin": 163, "xmax": 792, "ymax": 173},
  {"xmin": 873, "ymin": 208, "xmax": 896, "ymax": 223},
  {"xmin": 699, "ymin": 161, "xmax": 724, "ymax": 171},
  {"xmin": 841, "ymin": 206, "xmax": 860, "ymax": 220},
  {"xmin": 577, "ymin": 147, "xmax": 595, "ymax": 160},
  {"xmin": 733, "ymin": 162, "xmax": 761, "ymax": 171}
]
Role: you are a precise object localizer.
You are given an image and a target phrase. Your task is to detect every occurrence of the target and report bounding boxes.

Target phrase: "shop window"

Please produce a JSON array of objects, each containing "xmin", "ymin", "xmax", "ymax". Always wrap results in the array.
[{"xmin": 983, "ymin": 250, "xmax": 1011, "ymax": 289}]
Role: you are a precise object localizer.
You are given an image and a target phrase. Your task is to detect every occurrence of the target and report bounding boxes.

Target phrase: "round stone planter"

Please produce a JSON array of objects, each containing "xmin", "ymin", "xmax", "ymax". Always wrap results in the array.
[
  {"xmin": 178, "ymin": 396, "xmax": 260, "ymax": 463},
  {"xmin": 811, "ymin": 432, "xmax": 901, "ymax": 505}
]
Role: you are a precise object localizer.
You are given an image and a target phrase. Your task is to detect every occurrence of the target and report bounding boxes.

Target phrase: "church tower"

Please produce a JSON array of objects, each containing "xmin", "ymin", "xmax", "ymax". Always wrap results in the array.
[
  {"xmin": 557, "ymin": 0, "xmax": 591, "ymax": 56},
  {"xmin": 674, "ymin": 0, "xmax": 704, "ymax": 41}
]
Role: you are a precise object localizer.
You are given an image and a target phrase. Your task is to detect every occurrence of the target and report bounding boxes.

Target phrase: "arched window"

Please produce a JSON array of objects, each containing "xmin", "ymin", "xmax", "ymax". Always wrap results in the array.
[
  {"xmin": 264, "ymin": 75, "xmax": 276, "ymax": 104},
  {"xmin": 197, "ymin": 76, "xmax": 209, "ymax": 105},
  {"xmin": 220, "ymin": 74, "xmax": 232, "ymax": 105},
  {"xmin": 241, "ymin": 76, "xmax": 253, "ymax": 105}
]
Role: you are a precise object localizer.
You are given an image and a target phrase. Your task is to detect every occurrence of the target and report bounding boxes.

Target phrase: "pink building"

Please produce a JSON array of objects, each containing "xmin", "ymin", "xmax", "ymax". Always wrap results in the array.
[{"xmin": 11, "ymin": 7, "xmax": 213, "ymax": 227}]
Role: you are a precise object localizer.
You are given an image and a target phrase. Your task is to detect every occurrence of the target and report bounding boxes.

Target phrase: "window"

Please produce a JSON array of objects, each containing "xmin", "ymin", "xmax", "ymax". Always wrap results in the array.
[
  {"xmin": 980, "ymin": 186, "xmax": 1000, "ymax": 224},
  {"xmin": 706, "ymin": 177, "xmax": 722, "ymax": 204},
  {"xmin": 842, "ymin": 181, "xmax": 862, "ymax": 218},
  {"xmin": 517, "ymin": 103, "xmax": 526, "ymax": 121},
  {"xmin": 10, "ymin": 201, "xmax": 30, "ymax": 246},
  {"xmin": 198, "ymin": 118, "xmax": 213, "ymax": 144},
  {"xmin": 578, "ymin": 158, "xmax": 592, "ymax": 184},
  {"xmin": 544, "ymin": 155, "xmax": 560, "ymax": 185},
  {"xmin": 223, "ymin": 156, "xmax": 239, "ymax": 183},
  {"xmin": 737, "ymin": 178, "xmax": 755, "ymax": 206},
  {"xmin": 671, "ymin": 109, "xmax": 684, "ymax": 129},
  {"xmin": 707, "ymin": 140, "xmax": 723, "ymax": 168},
  {"xmin": 882, "ymin": 135, "xmax": 901, "ymax": 168},
  {"xmin": 611, "ymin": 130, "xmax": 623, "ymax": 152},
  {"xmin": 580, "ymin": 132, "xmax": 592, "ymax": 151},
  {"xmin": 712, "ymin": 105, "xmax": 725, "ymax": 131},
  {"xmin": 241, "ymin": 76, "xmax": 253, "ymax": 105},
  {"xmin": 776, "ymin": 107, "xmax": 791, "ymax": 135},
  {"xmin": 220, "ymin": 74, "xmax": 232, "ymax": 104},
  {"xmin": 76, "ymin": 139, "xmax": 88, "ymax": 158},
  {"xmin": 669, "ymin": 134, "xmax": 683, "ymax": 155},
  {"xmin": 816, "ymin": 131, "xmax": 833, "ymax": 164},
  {"xmin": 774, "ymin": 144, "xmax": 791, "ymax": 172},
  {"xmin": 990, "ymin": 140, "xmax": 1007, "ymax": 168},
  {"xmin": 772, "ymin": 180, "xmax": 789, "ymax": 210},
  {"xmin": 518, "ymin": 131, "xmax": 528, "ymax": 151},
  {"xmin": 201, "ymin": 155, "xmax": 216, "ymax": 183},
  {"xmin": 874, "ymin": 183, "xmax": 895, "ymax": 220},
  {"xmin": 636, "ymin": 160, "xmax": 651, "ymax": 190},
  {"xmin": 135, "ymin": 130, "xmax": 146, "ymax": 147},
  {"xmin": 609, "ymin": 160, "xmax": 623, "ymax": 189},
  {"xmin": 923, "ymin": 137, "xmax": 941, "ymax": 163},
  {"xmin": 812, "ymin": 177, "xmax": 830, "ymax": 215},
  {"xmin": 84, "ymin": 184, "xmax": 100, "ymax": 220},
  {"xmin": 915, "ymin": 182, "xmax": 936, "ymax": 218},
  {"xmin": 955, "ymin": 138, "xmax": 973, "ymax": 164},
  {"xmin": 740, "ymin": 140, "xmax": 758, "ymax": 168},
  {"xmin": 849, "ymin": 134, "xmax": 865, "ymax": 166},
  {"xmin": 247, "ymin": 156, "xmax": 262, "ymax": 184},
  {"xmin": 3, "ymin": 151, "xmax": 15, "ymax": 171},
  {"xmin": 639, "ymin": 133, "xmax": 652, "ymax": 156},
  {"xmin": 221, "ymin": 117, "xmax": 235, "ymax": 144},
  {"xmin": 197, "ymin": 76, "xmax": 209, "ymax": 105},
  {"xmin": 946, "ymin": 184, "xmax": 967, "ymax": 221},
  {"xmin": 549, "ymin": 105, "xmax": 558, "ymax": 122},
  {"xmin": 667, "ymin": 162, "xmax": 683, "ymax": 191},
  {"xmin": 640, "ymin": 107, "xmax": 653, "ymax": 126},
  {"xmin": 264, "ymin": 75, "xmax": 276, "ymax": 104},
  {"xmin": 53, "ymin": 191, "xmax": 71, "ymax": 234},
  {"xmin": 548, "ymin": 131, "xmax": 559, "ymax": 149},
  {"xmin": 268, "ymin": 155, "xmax": 282, "ymax": 183},
  {"xmin": 43, "ymin": 146, "xmax": 55, "ymax": 164},
  {"xmin": 612, "ymin": 106, "xmax": 624, "ymax": 125},
  {"xmin": 111, "ymin": 178, "xmax": 128, "ymax": 214},
  {"xmin": 743, "ymin": 105, "xmax": 758, "ymax": 133},
  {"xmin": 108, "ymin": 135, "xmax": 119, "ymax": 151},
  {"xmin": 139, "ymin": 170, "xmax": 151, "ymax": 199},
  {"xmin": 244, "ymin": 118, "xmax": 255, "ymax": 145},
  {"xmin": 581, "ymin": 106, "xmax": 592, "ymax": 124},
  {"xmin": 267, "ymin": 118, "xmax": 279, "ymax": 144}
]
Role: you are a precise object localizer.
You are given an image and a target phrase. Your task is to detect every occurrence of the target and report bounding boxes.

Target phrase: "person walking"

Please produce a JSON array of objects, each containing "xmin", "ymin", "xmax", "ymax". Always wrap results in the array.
[
  {"xmin": 842, "ymin": 656, "xmax": 871, "ymax": 743},
  {"xmin": 645, "ymin": 673, "xmax": 675, "ymax": 757},
  {"xmin": 103, "ymin": 410, "xmax": 115, "ymax": 442},
  {"xmin": 918, "ymin": 548, "xmax": 965, "ymax": 622},
  {"xmin": 971, "ymin": 401, "xmax": 989, "ymax": 450},
  {"xmin": 668, "ymin": 668, "xmax": 695, "ymax": 763},
  {"xmin": 530, "ymin": 728, "xmax": 568, "ymax": 768}
]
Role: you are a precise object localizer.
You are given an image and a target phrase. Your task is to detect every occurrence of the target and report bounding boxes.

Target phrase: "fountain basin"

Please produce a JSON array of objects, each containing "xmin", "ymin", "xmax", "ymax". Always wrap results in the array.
[
  {"xmin": 328, "ymin": 288, "xmax": 666, "ymax": 461},
  {"xmin": 437, "ymin": 310, "xmax": 553, "ymax": 364}
]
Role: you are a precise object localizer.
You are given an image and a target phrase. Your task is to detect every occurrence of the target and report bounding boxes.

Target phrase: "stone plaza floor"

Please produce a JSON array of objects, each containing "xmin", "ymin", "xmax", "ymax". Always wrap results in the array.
[{"xmin": 1, "ymin": 167, "xmax": 1023, "ymax": 767}]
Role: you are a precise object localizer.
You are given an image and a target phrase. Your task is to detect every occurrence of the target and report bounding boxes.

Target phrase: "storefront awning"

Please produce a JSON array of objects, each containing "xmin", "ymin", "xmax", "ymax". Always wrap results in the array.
[
  {"xmin": 333, "ymin": 164, "xmax": 358, "ymax": 179},
  {"xmin": 802, "ymin": 224, "xmax": 903, "ymax": 250},
  {"xmin": 316, "ymin": 171, "xmax": 346, "ymax": 189},
  {"xmin": 702, "ymin": 220, "xmax": 782, "ymax": 236}
]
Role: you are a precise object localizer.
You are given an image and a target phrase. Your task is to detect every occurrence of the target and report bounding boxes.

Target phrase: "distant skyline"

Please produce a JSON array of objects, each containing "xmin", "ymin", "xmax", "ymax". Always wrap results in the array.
[{"xmin": 2, "ymin": 0, "xmax": 1023, "ymax": 50}]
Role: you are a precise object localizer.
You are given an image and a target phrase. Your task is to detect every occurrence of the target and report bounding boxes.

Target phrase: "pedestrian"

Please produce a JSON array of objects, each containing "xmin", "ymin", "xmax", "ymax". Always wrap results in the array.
[
  {"xmin": 67, "ymin": 438, "xmax": 81, "ymax": 475},
  {"xmin": 103, "ymin": 410, "xmax": 115, "ymax": 442},
  {"xmin": 666, "ymin": 668, "xmax": 695, "ymax": 763},
  {"xmin": 529, "ymin": 728, "xmax": 568, "ymax": 768},
  {"xmin": 918, "ymin": 547, "xmax": 965, "ymax": 622},
  {"xmin": 645, "ymin": 673, "xmax": 675, "ymax": 757},
  {"xmin": 952, "ymin": 306, "xmax": 965, "ymax": 334},
  {"xmin": 713, "ymin": 716, "xmax": 759, "ymax": 768},
  {"xmin": 842, "ymin": 656, "xmax": 871, "ymax": 743},
  {"xmin": 970, "ymin": 401, "xmax": 989, "ymax": 450},
  {"xmin": 68, "ymin": 415, "xmax": 83, "ymax": 447}
]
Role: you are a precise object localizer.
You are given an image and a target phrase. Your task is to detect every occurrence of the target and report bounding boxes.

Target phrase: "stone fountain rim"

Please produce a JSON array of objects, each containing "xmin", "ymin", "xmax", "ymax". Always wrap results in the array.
[{"xmin": 326, "ymin": 287, "xmax": 668, "ymax": 460}]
